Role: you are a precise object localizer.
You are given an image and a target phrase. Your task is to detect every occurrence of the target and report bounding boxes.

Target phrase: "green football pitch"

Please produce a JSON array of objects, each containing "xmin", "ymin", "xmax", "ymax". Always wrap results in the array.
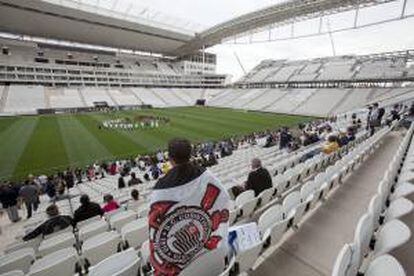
[{"xmin": 0, "ymin": 107, "xmax": 313, "ymax": 180}]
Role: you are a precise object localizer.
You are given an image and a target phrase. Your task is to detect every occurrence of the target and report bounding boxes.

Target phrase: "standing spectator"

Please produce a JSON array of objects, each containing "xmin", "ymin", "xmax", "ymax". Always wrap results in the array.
[
  {"xmin": 279, "ymin": 127, "xmax": 292, "ymax": 150},
  {"xmin": 19, "ymin": 180, "xmax": 39, "ymax": 219},
  {"xmin": 118, "ymin": 175, "xmax": 126, "ymax": 189},
  {"xmin": 149, "ymin": 138, "xmax": 230, "ymax": 275},
  {"xmin": 23, "ymin": 204, "xmax": 73, "ymax": 241},
  {"xmin": 102, "ymin": 194, "xmax": 120, "ymax": 213},
  {"xmin": 73, "ymin": 194, "xmax": 103, "ymax": 224},
  {"xmin": 0, "ymin": 183, "xmax": 21, "ymax": 223},
  {"xmin": 244, "ymin": 158, "xmax": 273, "ymax": 197},
  {"xmin": 45, "ymin": 176, "xmax": 56, "ymax": 201}
]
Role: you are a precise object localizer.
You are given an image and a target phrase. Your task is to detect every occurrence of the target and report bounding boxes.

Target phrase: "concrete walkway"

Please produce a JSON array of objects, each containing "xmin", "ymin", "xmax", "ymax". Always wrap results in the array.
[{"xmin": 252, "ymin": 131, "xmax": 403, "ymax": 276}]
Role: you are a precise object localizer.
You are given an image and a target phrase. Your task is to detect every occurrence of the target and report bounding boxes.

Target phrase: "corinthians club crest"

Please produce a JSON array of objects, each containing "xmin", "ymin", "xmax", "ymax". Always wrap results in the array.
[{"xmin": 149, "ymin": 184, "xmax": 229, "ymax": 275}]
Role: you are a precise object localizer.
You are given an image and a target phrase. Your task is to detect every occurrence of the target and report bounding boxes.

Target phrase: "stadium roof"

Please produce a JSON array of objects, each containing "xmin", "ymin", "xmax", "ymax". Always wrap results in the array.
[
  {"xmin": 0, "ymin": 0, "xmax": 195, "ymax": 56},
  {"xmin": 0, "ymin": 0, "xmax": 395, "ymax": 56}
]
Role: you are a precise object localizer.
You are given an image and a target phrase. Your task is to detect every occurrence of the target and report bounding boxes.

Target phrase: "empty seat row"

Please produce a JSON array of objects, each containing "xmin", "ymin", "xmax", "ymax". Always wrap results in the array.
[{"xmin": 333, "ymin": 123, "xmax": 414, "ymax": 276}]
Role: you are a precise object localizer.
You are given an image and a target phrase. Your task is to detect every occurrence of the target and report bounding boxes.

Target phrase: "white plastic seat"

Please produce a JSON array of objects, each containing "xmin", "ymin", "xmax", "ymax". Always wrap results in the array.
[
  {"xmin": 79, "ymin": 220, "xmax": 109, "ymax": 241},
  {"xmin": 235, "ymin": 240, "xmax": 263, "ymax": 273},
  {"xmin": 180, "ymin": 246, "xmax": 226, "ymax": 276},
  {"xmin": 392, "ymin": 182, "xmax": 414, "ymax": 199},
  {"xmin": 77, "ymin": 215, "xmax": 102, "ymax": 228},
  {"xmin": 4, "ymin": 237, "xmax": 42, "ymax": 254},
  {"xmin": 88, "ymin": 248, "xmax": 140, "ymax": 276},
  {"xmin": 229, "ymin": 208, "xmax": 240, "ymax": 225},
  {"xmin": 0, "ymin": 248, "xmax": 35, "ymax": 274},
  {"xmin": 282, "ymin": 191, "xmax": 301, "ymax": 220},
  {"xmin": 0, "ymin": 271, "xmax": 24, "ymax": 276},
  {"xmin": 373, "ymin": 219, "xmax": 411, "ymax": 258},
  {"xmin": 28, "ymin": 247, "xmax": 79, "ymax": 276},
  {"xmin": 82, "ymin": 231, "xmax": 122, "ymax": 266},
  {"xmin": 258, "ymin": 205, "xmax": 283, "ymax": 234},
  {"xmin": 365, "ymin": 254, "xmax": 406, "ymax": 276},
  {"xmin": 257, "ymin": 188, "xmax": 273, "ymax": 207},
  {"xmin": 109, "ymin": 211, "xmax": 137, "ymax": 232},
  {"xmin": 235, "ymin": 190, "xmax": 255, "ymax": 207},
  {"xmin": 38, "ymin": 232, "xmax": 76, "ymax": 257},
  {"xmin": 332, "ymin": 243, "xmax": 353, "ymax": 276},
  {"xmin": 121, "ymin": 218, "xmax": 148, "ymax": 249},
  {"xmin": 354, "ymin": 213, "xmax": 374, "ymax": 268},
  {"xmin": 385, "ymin": 197, "xmax": 414, "ymax": 222},
  {"xmin": 262, "ymin": 218, "xmax": 289, "ymax": 247},
  {"xmin": 239, "ymin": 197, "xmax": 258, "ymax": 218}
]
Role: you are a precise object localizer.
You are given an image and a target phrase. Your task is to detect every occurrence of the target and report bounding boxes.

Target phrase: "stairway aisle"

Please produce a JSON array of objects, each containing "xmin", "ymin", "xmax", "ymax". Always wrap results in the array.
[{"xmin": 251, "ymin": 131, "xmax": 403, "ymax": 276}]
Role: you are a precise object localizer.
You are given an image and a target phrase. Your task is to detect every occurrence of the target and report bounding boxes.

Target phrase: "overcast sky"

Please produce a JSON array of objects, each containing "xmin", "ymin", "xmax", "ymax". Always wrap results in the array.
[{"xmin": 83, "ymin": 0, "xmax": 414, "ymax": 80}]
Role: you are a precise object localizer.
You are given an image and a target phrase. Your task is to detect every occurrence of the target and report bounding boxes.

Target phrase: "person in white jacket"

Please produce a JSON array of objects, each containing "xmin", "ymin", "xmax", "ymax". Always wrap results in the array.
[{"xmin": 148, "ymin": 138, "xmax": 230, "ymax": 276}]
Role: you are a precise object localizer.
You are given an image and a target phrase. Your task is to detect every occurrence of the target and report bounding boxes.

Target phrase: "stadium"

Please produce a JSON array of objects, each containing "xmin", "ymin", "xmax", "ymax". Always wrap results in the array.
[{"xmin": 0, "ymin": 0, "xmax": 414, "ymax": 275}]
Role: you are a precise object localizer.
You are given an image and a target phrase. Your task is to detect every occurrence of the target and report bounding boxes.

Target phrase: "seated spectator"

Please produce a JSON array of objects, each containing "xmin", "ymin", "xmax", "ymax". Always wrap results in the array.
[
  {"xmin": 244, "ymin": 158, "xmax": 272, "ymax": 196},
  {"xmin": 149, "ymin": 138, "xmax": 230, "ymax": 275},
  {"xmin": 128, "ymin": 172, "xmax": 143, "ymax": 186},
  {"xmin": 74, "ymin": 194, "xmax": 103, "ymax": 224},
  {"xmin": 23, "ymin": 204, "xmax": 74, "ymax": 241},
  {"xmin": 323, "ymin": 135, "xmax": 340, "ymax": 154},
  {"xmin": 102, "ymin": 194, "xmax": 120, "ymax": 213},
  {"xmin": 127, "ymin": 189, "xmax": 142, "ymax": 211}
]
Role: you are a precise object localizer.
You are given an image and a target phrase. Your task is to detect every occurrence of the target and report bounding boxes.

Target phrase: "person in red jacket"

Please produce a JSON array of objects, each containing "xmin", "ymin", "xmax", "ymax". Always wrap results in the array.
[{"xmin": 102, "ymin": 194, "xmax": 120, "ymax": 213}]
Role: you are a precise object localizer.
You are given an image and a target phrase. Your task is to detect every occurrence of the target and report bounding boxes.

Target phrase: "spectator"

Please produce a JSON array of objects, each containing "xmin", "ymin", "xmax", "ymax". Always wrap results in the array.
[
  {"xmin": 73, "ymin": 194, "xmax": 103, "ymax": 224},
  {"xmin": 279, "ymin": 127, "xmax": 292, "ymax": 150},
  {"xmin": 45, "ymin": 176, "xmax": 56, "ymax": 201},
  {"xmin": 102, "ymin": 194, "xmax": 120, "ymax": 213},
  {"xmin": 23, "ymin": 204, "xmax": 73, "ymax": 241},
  {"xmin": 323, "ymin": 135, "xmax": 340, "ymax": 154},
  {"xmin": 149, "ymin": 138, "xmax": 230, "ymax": 275},
  {"xmin": 0, "ymin": 183, "xmax": 21, "ymax": 223},
  {"xmin": 127, "ymin": 189, "xmax": 142, "ymax": 211},
  {"xmin": 244, "ymin": 158, "xmax": 272, "ymax": 197},
  {"xmin": 19, "ymin": 179, "xmax": 39, "ymax": 219},
  {"xmin": 128, "ymin": 172, "xmax": 143, "ymax": 186},
  {"xmin": 118, "ymin": 175, "xmax": 126, "ymax": 189}
]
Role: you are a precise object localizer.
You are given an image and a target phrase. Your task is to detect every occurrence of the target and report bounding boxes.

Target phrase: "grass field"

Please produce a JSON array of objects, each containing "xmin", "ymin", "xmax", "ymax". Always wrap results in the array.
[{"xmin": 0, "ymin": 107, "xmax": 313, "ymax": 180}]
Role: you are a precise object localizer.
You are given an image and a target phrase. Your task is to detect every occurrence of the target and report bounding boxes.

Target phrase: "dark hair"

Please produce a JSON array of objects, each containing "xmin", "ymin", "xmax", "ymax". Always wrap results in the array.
[
  {"xmin": 131, "ymin": 172, "xmax": 136, "ymax": 179},
  {"xmin": 80, "ymin": 194, "xmax": 90, "ymax": 205},
  {"xmin": 46, "ymin": 204, "xmax": 59, "ymax": 217},
  {"xmin": 131, "ymin": 189, "xmax": 139, "ymax": 200},
  {"xmin": 168, "ymin": 138, "xmax": 192, "ymax": 164},
  {"xmin": 103, "ymin": 194, "xmax": 114, "ymax": 203}
]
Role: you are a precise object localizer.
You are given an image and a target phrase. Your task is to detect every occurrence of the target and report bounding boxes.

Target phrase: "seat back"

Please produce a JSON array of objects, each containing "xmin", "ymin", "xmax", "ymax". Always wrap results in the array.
[
  {"xmin": 354, "ymin": 213, "xmax": 374, "ymax": 267},
  {"xmin": 38, "ymin": 232, "xmax": 76, "ymax": 257},
  {"xmin": 121, "ymin": 218, "xmax": 148, "ymax": 249},
  {"xmin": 28, "ymin": 247, "xmax": 78, "ymax": 276},
  {"xmin": 332, "ymin": 244, "xmax": 352, "ymax": 276},
  {"xmin": 282, "ymin": 191, "xmax": 301, "ymax": 215},
  {"xmin": 88, "ymin": 248, "xmax": 140, "ymax": 276},
  {"xmin": 0, "ymin": 271, "xmax": 25, "ymax": 276},
  {"xmin": 235, "ymin": 190, "xmax": 255, "ymax": 207},
  {"xmin": 79, "ymin": 220, "xmax": 109, "ymax": 241},
  {"xmin": 258, "ymin": 205, "xmax": 283, "ymax": 234},
  {"xmin": 0, "ymin": 248, "xmax": 35, "ymax": 274},
  {"xmin": 180, "ymin": 246, "xmax": 227, "ymax": 276},
  {"xmin": 109, "ymin": 211, "xmax": 137, "ymax": 232},
  {"xmin": 82, "ymin": 231, "xmax": 122, "ymax": 266},
  {"xmin": 368, "ymin": 194, "xmax": 382, "ymax": 230}
]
